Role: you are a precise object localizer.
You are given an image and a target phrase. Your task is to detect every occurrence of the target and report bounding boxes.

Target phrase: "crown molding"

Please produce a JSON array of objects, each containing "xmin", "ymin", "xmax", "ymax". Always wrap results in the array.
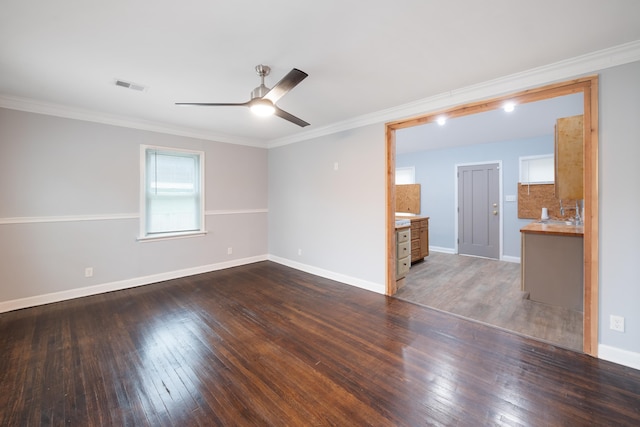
[
  {"xmin": 0, "ymin": 95, "xmax": 266, "ymax": 148},
  {"xmin": 268, "ymin": 39, "xmax": 640, "ymax": 148}
]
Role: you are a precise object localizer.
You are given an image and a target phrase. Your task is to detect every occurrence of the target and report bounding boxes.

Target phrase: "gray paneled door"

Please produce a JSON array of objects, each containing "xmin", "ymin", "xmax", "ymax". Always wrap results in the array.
[{"xmin": 457, "ymin": 163, "xmax": 500, "ymax": 259}]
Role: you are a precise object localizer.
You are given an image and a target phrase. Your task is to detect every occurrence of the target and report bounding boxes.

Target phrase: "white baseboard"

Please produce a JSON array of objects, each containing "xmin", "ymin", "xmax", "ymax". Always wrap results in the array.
[
  {"xmin": 0, "ymin": 255, "xmax": 268, "ymax": 313},
  {"xmin": 268, "ymin": 255, "xmax": 385, "ymax": 294},
  {"xmin": 429, "ymin": 247, "xmax": 520, "ymax": 264},
  {"xmin": 598, "ymin": 344, "xmax": 640, "ymax": 371},
  {"xmin": 501, "ymin": 255, "xmax": 521, "ymax": 263},
  {"xmin": 429, "ymin": 246, "xmax": 456, "ymax": 254}
]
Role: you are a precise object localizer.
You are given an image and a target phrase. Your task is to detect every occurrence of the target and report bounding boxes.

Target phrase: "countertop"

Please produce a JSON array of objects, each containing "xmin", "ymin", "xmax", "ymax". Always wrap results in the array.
[
  {"xmin": 394, "ymin": 216, "xmax": 429, "ymax": 230},
  {"xmin": 520, "ymin": 221, "xmax": 584, "ymax": 237},
  {"xmin": 394, "ymin": 218, "xmax": 411, "ymax": 230}
]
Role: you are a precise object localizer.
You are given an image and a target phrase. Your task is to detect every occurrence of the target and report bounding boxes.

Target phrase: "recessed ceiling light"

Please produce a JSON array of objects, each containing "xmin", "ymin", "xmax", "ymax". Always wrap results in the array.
[
  {"xmin": 437, "ymin": 116, "xmax": 447, "ymax": 126},
  {"xmin": 503, "ymin": 101, "xmax": 516, "ymax": 113}
]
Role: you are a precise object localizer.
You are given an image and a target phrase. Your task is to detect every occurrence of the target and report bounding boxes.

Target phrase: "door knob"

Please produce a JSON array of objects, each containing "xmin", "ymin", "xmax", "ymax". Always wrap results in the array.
[
  {"xmin": 493, "ymin": 210, "xmax": 498, "ymax": 215},
  {"xmin": 493, "ymin": 203, "xmax": 497, "ymax": 207}
]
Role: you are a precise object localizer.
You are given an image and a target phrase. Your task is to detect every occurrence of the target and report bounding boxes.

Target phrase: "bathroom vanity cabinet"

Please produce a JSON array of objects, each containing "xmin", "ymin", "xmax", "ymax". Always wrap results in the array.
[
  {"xmin": 409, "ymin": 216, "xmax": 429, "ymax": 263},
  {"xmin": 394, "ymin": 224, "xmax": 411, "ymax": 290},
  {"xmin": 520, "ymin": 222, "xmax": 584, "ymax": 311}
]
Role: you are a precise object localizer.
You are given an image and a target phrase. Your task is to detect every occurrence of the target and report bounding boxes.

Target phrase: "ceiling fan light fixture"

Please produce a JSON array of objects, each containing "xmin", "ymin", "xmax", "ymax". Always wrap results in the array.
[
  {"xmin": 250, "ymin": 99, "xmax": 275, "ymax": 116},
  {"xmin": 175, "ymin": 65, "xmax": 309, "ymax": 126}
]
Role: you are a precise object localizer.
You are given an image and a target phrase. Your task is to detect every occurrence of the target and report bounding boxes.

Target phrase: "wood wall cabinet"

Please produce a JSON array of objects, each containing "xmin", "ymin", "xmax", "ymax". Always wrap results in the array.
[
  {"xmin": 409, "ymin": 217, "xmax": 429, "ymax": 263},
  {"xmin": 395, "ymin": 184, "xmax": 421, "ymax": 214},
  {"xmin": 555, "ymin": 114, "xmax": 584, "ymax": 200}
]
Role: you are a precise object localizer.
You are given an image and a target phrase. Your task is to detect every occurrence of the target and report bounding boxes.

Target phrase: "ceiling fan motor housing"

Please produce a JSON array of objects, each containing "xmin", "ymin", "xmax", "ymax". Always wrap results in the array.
[
  {"xmin": 251, "ymin": 84, "xmax": 270, "ymax": 100},
  {"xmin": 252, "ymin": 64, "xmax": 271, "ymax": 99}
]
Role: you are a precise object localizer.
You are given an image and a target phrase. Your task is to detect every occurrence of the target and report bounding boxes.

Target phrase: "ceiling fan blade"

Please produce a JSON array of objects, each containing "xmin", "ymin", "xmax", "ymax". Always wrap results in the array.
[
  {"xmin": 263, "ymin": 68, "xmax": 308, "ymax": 104},
  {"xmin": 274, "ymin": 106, "xmax": 310, "ymax": 127},
  {"xmin": 175, "ymin": 102, "xmax": 249, "ymax": 107}
]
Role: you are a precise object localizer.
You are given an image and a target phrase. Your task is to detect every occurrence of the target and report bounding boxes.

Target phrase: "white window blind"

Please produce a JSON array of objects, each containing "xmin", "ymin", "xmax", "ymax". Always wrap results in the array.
[
  {"xmin": 141, "ymin": 146, "xmax": 205, "ymax": 239},
  {"xmin": 519, "ymin": 155, "xmax": 554, "ymax": 184},
  {"xmin": 396, "ymin": 167, "xmax": 415, "ymax": 184}
]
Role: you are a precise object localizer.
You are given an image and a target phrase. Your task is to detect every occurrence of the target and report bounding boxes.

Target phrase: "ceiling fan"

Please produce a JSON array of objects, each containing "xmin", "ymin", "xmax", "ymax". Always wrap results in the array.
[{"xmin": 176, "ymin": 64, "xmax": 310, "ymax": 127}]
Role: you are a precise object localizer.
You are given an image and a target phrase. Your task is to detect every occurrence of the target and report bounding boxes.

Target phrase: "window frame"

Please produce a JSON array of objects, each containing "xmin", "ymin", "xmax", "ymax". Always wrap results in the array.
[
  {"xmin": 395, "ymin": 166, "xmax": 416, "ymax": 184},
  {"xmin": 519, "ymin": 154, "xmax": 554, "ymax": 185},
  {"xmin": 138, "ymin": 145, "xmax": 206, "ymax": 242}
]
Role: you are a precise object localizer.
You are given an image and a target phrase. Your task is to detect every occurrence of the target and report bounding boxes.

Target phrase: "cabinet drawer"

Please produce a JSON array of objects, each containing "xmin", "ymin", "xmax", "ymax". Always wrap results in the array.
[
  {"xmin": 397, "ymin": 229, "xmax": 410, "ymax": 243},
  {"xmin": 396, "ymin": 255, "xmax": 411, "ymax": 278},
  {"xmin": 397, "ymin": 240, "xmax": 411, "ymax": 258}
]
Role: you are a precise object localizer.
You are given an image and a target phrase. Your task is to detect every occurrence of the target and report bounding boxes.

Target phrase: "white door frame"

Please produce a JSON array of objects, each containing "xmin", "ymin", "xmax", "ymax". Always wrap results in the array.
[{"xmin": 454, "ymin": 160, "xmax": 503, "ymax": 259}]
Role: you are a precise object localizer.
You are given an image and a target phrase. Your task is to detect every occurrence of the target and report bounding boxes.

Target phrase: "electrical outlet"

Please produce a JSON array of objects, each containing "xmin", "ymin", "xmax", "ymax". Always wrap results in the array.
[
  {"xmin": 84, "ymin": 267, "xmax": 93, "ymax": 278},
  {"xmin": 227, "ymin": 247, "xmax": 233, "ymax": 255},
  {"xmin": 610, "ymin": 315, "xmax": 625, "ymax": 332},
  {"xmin": 298, "ymin": 248, "xmax": 302, "ymax": 256}
]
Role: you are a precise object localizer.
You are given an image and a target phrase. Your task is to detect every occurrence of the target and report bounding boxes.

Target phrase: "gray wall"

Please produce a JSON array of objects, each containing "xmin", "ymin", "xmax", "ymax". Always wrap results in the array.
[
  {"xmin": 0, "ymin": 109, "xmax": 268, "ymax": 305},
  {"xmin": 268, "ymin": 124, "xmax": 387, "ymax": 292},
  {"xmin": 397, "ymin": 136, "xmax": 554, "ymax": 259},
  {"xmin": 599, "ymin": 61, "xmax": 640, "ymax": 354}
]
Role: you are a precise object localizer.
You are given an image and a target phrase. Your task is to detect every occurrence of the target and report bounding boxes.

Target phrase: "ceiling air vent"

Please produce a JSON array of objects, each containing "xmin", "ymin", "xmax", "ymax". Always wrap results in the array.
[{"xmin": 115, "ymin": 79, "xmax": 147, "ymax": 92}]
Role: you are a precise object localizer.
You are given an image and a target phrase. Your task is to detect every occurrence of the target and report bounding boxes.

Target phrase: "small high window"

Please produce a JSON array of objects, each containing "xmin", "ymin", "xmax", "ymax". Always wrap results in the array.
[
  {"xmin": 519, "ymin": 154, "xmax": 554, "ymax": 184},
  {"xmin": 395, "ymin": 166, "xmax": 416, "ymax": 184}
]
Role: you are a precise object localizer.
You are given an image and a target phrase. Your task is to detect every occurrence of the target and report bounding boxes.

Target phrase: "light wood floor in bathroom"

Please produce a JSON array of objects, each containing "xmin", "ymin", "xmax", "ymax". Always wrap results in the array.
[{"xmin": 394, "ymin": 252, "xmax": 583, "ymax": 352}]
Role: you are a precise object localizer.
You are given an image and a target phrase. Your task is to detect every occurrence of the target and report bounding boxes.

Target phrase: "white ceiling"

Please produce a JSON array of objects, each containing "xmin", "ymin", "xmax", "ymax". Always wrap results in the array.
[
  {"xmin": 396, "ymin": 93, "xmax": 584, "ymax": 154},
  {"xmin": 1, "ymin": 1, "xmax": 640, "ymax": 147}
]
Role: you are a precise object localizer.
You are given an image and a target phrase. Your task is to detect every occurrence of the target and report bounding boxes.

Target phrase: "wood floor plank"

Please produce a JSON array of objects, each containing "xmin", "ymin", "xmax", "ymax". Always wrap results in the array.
[
  {"xmin": 1, "ymin": 261, "xmax": 639, "ymax": 426},
  {"xmin": 395, "ymin": 252, "xmax": 583, "ymax": 351}
]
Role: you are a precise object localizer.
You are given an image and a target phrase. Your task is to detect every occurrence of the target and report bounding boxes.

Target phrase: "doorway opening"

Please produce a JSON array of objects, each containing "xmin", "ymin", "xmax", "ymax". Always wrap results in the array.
[{"xmin": 385, "ymin": 77, "xmax": 599, "ymax": 356}]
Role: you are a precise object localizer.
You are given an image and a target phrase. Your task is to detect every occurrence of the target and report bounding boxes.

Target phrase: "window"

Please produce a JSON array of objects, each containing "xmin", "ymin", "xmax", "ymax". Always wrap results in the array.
[
  {"xmin": 519, "ymin": 154, "xmax": 554, "ymax": 184},
  {"xmin": 140, "ymin": 146, "xmax": 205, "ymax": 240},
  {"xmin": 395, "ymin": 166, "xmax": 415, "ymax": 184}
]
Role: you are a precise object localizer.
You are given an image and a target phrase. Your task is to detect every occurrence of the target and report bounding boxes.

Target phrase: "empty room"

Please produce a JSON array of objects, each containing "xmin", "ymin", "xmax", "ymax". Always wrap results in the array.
[{"xmin": 2, "ymin": 1, "xmax": 640, "ymax": 425}]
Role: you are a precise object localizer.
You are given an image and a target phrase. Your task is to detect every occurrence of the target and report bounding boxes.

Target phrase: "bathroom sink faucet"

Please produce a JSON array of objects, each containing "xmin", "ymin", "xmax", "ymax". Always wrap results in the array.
[
  {"xmin": 574, "ymin": 201, "xmax": 582, "ymax": 225},
  {"xmin": 559, "ymin": 200, "xmax": 584, "ymax": 225}
]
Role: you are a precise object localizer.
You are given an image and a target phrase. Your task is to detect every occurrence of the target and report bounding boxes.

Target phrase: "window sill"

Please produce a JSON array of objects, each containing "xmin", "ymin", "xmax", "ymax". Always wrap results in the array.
[
  {"xmin": 137, "ymin": 230, "xmax": 208, "ymax": 243},
  {"xmin": 520, "ymin": 181, "xmax": 554, "ymax": 185}
]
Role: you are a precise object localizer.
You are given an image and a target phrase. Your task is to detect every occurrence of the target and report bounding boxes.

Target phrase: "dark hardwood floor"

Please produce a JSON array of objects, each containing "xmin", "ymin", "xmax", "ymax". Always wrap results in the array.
[
  {"xmin": 1, "ymin": 261, "xmax": 639, "ymax": 426},
  {"xmin": 395, "ymin": 252, "xmax": 583, "ymax": 351}
]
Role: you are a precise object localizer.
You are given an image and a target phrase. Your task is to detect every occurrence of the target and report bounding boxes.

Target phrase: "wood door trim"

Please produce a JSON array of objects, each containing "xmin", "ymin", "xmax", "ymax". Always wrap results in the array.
[{"xmin": 385, "ymin": 76, "xmax": 599, "ymax": 356}]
